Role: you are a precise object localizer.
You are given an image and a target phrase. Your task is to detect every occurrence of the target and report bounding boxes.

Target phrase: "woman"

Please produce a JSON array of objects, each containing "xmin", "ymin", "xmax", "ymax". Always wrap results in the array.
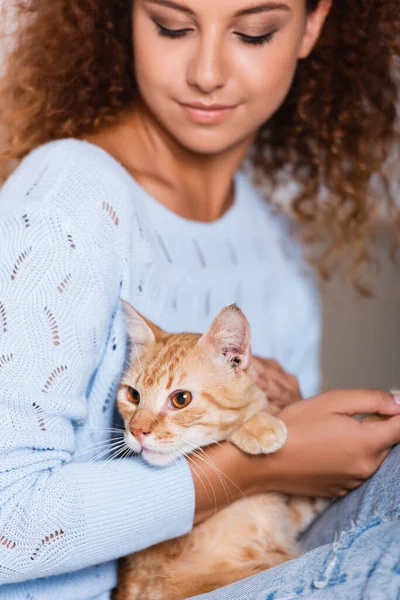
[{"xmin": 0, "ymin": 1, "xmax": 399, "ymax": 599}]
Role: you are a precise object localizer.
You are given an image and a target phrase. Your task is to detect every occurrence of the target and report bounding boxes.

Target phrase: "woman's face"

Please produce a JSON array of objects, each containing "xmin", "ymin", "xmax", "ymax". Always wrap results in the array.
[{"xmin": 132, "ymin": 0, "xmax": 330, "ymax": 155}]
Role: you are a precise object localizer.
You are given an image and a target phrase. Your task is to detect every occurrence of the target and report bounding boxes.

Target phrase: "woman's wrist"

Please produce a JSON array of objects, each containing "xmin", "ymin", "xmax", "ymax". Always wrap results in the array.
[{"xmin": 188, "ymin": 442, "xmax": 264, "ymax": 524}]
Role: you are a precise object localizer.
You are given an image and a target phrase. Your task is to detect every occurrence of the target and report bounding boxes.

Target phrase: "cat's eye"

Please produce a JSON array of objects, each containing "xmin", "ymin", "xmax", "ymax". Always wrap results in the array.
[
  {"xmin": 127, "ymin": 386, "xmax": 140, "ymax": 405},
  {"xmin": 170, "ymin": 391, "xmax": 192, "ymax": 410}
]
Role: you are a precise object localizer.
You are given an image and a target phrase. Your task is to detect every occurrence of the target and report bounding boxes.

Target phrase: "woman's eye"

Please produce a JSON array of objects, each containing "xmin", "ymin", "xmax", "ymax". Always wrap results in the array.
[
  {"xmin": 170, "ymin": 391, "xmax": 193, "ymax": 409},
  {"xmin": 153, "ymin": 20, "xmax": 191, "ymax": 39},
  {"xmin": 152, "ymin": 18, "xmax": 276, "ymax": 46},
  {"xmin": 127, "ymin": 387, "xmax": 140, "ymax": 405},
  {"xmin": 237, "ymin": 31, "xmax": 277, "ymax": 46}
]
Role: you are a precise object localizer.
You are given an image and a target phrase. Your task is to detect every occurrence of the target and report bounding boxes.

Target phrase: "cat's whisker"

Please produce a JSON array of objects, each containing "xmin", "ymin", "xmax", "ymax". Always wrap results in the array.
[
  {"xmin": 75, "ymin": 424, "xmax": 124, "ymax": 432},
  {"xmin": 119, "ymin": 353, "xmax": 142, "ymax": 377},
  {"xmin": 131, "ymin": 338, "xmax": 143, "ymax": 374},
  {"xmin": 117, "ymin": 449, "xmax": 133, "ymax": 464},
  {"xmin": 121, "ymin": 359, "xmax": 140, "ymax": 376},
  {"xmin": 195, "ymin": 446, "xmax": 245, "ymax": 498},
  {"xmin": 113, "ymin": 449, "xmax": 128, "ymax": 464},
  {"xmin": 97, "ymin": 445, "xmax": 129, "ymax": 469},
  {"xmin": 87, "ymin": 443, "xmax": 127, "ymax": 464},
  {"xmin": 171, "ymin": 442, "xmax": 221, "ymax": 512},
  {"xmin": 76, "ymin": 437, "xmax": 125, "ymax": 449},
  {"xmin": 192, "ymin": 447, "xmax": 245, "ymax": 502},
  {"xmin": 164, "ymin": 447, "xmax": 185, "ymax": 467},
  {"xmin": 73, "ymin": 444, "xmax": 126, "ymax": 462},
  {"xmin": 88, "ymin": 441, "xmax": 128, "ymax": 463},
  {"xmin": 185, "ymin": 455, "xmax": 218, "ymax": 514},
  {"xmin": 121, "ymin": 356, "xmax": 132, "ymax": 369},
  {"xmin": 121, "ymin": 447, "xmax": 133, "ymax": 460},
  {"xmin": 95, "ymin": 443, "xmax": 131, "ymax": 472},
  {"xmin": 87, "ymin": 427, "xmax": 125, "ymax": 433},
  {"xmin": 191, "ymin": 449, "xmax": 233, "ymax": 505},
  {"xmin": 213, "ymin": 441, "xmax": 225, "ymax": 449},
  {"xmin": 72, "ymin": 438, "xmax": 126, "ymax": 459},
  {"xmin": 166, "ymin": 447, "xmax": 179, "ymax": 460}
]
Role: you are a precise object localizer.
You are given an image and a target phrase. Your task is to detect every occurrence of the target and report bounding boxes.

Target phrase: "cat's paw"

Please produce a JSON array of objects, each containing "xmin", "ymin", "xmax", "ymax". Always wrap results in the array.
[
  {"xmin": 230, "ymin": 414, "xmax": 287, "ymax": 455},
  {"xmin": 248, "ymin": 417, "xmax": 287, "ymax": 454}
]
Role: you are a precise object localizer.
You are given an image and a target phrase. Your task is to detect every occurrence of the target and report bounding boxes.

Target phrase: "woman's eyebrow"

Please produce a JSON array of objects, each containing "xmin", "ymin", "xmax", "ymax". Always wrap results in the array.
[
  {"xmin": 144, "ymin": 0, "xmax": 196, "ymax": 16},
  {"xmin": 234, "ymin": 3, "xmax": 291, "ymax": 17},
  {"xmin": 144, "ymin": 0, "xmax": 291, "ymax": 17}
]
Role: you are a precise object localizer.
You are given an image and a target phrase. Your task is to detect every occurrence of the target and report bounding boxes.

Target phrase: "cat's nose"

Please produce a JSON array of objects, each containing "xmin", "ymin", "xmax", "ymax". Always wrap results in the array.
[{"xmin": 131, "ymin": 427, "xmax": 151, "ymax": 443}]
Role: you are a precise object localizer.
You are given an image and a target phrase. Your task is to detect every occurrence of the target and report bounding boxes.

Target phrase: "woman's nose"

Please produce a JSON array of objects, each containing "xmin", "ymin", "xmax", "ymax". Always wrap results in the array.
[{"xmin": 187, "ymin": 35, "xmax": 227, "ymax": 93}]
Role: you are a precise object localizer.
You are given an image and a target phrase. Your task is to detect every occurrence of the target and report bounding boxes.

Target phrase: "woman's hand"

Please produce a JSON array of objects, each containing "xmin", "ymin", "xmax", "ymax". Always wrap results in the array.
[
  {"xmin": 249, "ymin": 357, "xmax": 302, "ymax": 409},
  {"xmin": 189, "ymin": 389, "xmax": 400, "ymax": 523},
  {"xmin": 257, "ymin": 388, "xmax": 400, "ymax": 497}
]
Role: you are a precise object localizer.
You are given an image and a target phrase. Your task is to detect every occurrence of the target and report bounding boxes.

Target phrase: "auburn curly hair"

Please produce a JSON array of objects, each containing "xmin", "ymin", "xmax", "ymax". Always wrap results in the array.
[{"xmin": 0, "ymin": 0, "xmax": 399, "ymax": 292}]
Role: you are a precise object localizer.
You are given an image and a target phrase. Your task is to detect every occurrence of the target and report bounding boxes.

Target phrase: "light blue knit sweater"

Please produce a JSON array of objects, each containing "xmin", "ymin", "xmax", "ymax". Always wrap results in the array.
[{"xmin": 0, "ymin": 139, "xmax": 321, "ymax": 600}]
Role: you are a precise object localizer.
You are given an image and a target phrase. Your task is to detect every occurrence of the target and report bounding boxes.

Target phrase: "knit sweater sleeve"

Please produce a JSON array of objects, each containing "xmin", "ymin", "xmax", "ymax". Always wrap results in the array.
[{"xmin": 0, "ymin": 165, "xmax": 195, "ymax": 584}]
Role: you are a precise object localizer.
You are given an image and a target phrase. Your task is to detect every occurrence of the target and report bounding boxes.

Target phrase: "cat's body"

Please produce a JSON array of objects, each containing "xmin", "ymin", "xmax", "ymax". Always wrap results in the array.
[
  {"xmin": 113, "ymin": 302, "xmax": 325, "ymax": 600},
  {"xmin": 114, "ymin": 493, "xmax": 322, "ymax": 600}
]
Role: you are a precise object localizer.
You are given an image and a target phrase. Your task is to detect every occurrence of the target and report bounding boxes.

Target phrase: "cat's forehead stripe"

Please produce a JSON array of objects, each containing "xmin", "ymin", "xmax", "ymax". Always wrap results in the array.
[
  {"xmin": 141, "ymin": 335, "xmax": 198, "ymax": 388},
  {"xmin": 177, "ymin": 371, "xmax": 187, "ymax": 385},
  {"xmin": 166, "ymin": 373, "xmax": 173, "ymax": 389}
]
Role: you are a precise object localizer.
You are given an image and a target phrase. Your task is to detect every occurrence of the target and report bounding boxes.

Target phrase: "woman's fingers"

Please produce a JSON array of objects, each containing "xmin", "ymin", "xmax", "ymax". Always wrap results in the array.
[
  {"xmin": 252, "ymin": 359, "xmax": 300, "ymax": 391},
  {"xmin": 255, "ymin": 369, "xmax": 290, "ymax": 391},
  {"xmin": 252, "ymin": 357, "xmax": 283, "ymax": 373},
  {"xmin": 249, "ymin": 357, "xmax": 302, "ymax": 408},
  {"xmin": 323, "ymin": 388, "xmax": 400, "ymax": 417},
  {"xmin": 366, "ymin": 414, "xmax": 400, "ymax": 451},
  {"xmin": 255, "ymin": 370, "xmax": 301, "ymax": 401}
]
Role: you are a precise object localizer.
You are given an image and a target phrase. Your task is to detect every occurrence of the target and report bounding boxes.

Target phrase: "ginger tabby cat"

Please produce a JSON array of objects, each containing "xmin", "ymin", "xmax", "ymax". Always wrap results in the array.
[{"xmin": 113, "ymin": 301, "xmax": 326, "ymax": 600}]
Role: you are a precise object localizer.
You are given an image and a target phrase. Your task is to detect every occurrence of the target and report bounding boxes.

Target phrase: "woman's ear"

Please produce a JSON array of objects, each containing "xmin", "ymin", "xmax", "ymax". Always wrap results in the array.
[{"xmin": 298, "ymin": 0, "xmax": 332, "ymax": 59}]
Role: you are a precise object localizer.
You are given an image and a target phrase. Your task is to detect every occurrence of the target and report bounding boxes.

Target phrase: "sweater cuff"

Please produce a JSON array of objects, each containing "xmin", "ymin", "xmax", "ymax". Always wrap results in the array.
[{"xmin": 66, "ymin": 455, "xmax": 195, "ymax": 569}]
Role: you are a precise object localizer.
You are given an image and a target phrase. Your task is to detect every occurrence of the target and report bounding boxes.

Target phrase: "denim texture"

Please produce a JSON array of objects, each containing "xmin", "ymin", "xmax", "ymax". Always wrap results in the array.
[{"xmin": 188, "ymin": 444, "xmax": 400, "ymax": 600}]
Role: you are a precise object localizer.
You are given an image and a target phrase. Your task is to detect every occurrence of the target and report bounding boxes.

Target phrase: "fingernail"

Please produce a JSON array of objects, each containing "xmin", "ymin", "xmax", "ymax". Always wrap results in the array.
[{"xmin": 390, "ymin": 389, "xmax": 400, "ymax": 405}]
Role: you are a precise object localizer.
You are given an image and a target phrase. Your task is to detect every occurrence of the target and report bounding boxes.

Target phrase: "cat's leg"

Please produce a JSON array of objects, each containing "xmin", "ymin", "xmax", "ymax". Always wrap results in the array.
[
  {"xmin": 287, "ymin": 496, "xmax": 331, "ymax": 536},
  {"xmin": 229, "ymin": 412, "xmax": 287, "ymax": 454}
]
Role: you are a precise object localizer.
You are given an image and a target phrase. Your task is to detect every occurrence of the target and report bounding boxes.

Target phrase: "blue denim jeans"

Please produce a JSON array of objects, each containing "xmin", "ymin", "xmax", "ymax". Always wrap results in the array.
[{"xmin": 188, "ymin": 444, "xmax": 400, "ymax": 600}]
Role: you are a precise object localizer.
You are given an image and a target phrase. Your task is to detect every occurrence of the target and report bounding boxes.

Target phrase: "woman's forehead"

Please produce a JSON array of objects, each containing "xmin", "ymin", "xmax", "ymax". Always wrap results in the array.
[{"xmin": 141, "ymin": 0, "xmax": 295, "ymax": 19}]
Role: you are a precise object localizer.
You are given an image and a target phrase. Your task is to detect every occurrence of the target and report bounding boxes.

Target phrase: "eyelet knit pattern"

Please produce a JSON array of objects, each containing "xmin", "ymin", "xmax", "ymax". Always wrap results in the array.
[{"xmin": 0, "ymin": 138, "xmax": 321, "ymax": 600}]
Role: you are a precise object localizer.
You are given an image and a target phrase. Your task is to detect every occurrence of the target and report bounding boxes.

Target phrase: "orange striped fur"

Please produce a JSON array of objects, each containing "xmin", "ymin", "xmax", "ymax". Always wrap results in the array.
[{"xmin": 114, "ymin": 302, "xmax": 327, "ymax": 600}]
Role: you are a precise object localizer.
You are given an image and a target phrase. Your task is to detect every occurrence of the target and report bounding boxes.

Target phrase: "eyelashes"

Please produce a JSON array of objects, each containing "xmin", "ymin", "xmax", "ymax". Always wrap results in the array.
[
  {"xmin": 152, "ymin": 20, "xmax": 277, "ymax": 47},
  {"xmin": 154, "ymin": 21, "xmax": 190, "ymax": 39},
  {"xmin": 238, "ymin": 31, "xmax": 276, "ymax": 46}
]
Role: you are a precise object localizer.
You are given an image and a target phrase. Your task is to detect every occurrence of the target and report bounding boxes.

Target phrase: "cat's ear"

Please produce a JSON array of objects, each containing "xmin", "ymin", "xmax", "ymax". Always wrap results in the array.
[
  {"xmin": 199, "ymin": 304, "xmax": 252, "ymax": 370},
  {"xmin": 120, "ymin": 299, "xmax": 166, "ymax": 351}
]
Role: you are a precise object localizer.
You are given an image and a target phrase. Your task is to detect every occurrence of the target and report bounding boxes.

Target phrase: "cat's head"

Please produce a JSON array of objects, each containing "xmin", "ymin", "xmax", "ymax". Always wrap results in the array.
[{"xmin": 117, "ymin": 301, "xmax": 266, "ymax": 466}]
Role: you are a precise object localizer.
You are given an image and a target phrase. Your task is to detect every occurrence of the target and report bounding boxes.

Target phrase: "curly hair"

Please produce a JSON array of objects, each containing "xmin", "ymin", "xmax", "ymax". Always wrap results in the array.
[{"xmin": 0, "ymin": 0, "xmax": 399, "ymax": 292}]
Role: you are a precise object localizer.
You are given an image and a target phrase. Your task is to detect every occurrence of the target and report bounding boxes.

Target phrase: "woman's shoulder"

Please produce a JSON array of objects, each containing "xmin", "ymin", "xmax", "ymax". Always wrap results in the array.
[
  {"xmin": 0, "ymin": 138, "xmax": 136, "ymax": 221},
  {"xmin": 0, "ymin": 138, "xmax": 144, "ymax": 262}
]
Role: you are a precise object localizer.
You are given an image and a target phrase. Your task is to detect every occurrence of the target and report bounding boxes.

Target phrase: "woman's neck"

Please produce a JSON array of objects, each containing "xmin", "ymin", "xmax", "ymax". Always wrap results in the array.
[{"xmin": 85, "ymin": 102, "xmax": 254, "ymax": 222}]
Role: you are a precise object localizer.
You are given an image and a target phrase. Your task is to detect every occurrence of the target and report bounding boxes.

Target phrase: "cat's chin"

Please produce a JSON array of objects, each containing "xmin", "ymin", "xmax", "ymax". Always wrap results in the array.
[{"xmin": 141, "ymin": 448, "xmax": 176, "ymax": 467}]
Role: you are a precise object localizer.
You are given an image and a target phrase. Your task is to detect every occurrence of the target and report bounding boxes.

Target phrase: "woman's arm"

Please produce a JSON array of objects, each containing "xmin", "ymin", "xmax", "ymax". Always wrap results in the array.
[
  {"xmin": 190, "ymin": 389, "xmax": 400, "ymax": 524},
  {"xmin": 0, "ymin": 199, "xmax": 195, "ymax": 584},
  {"xmin": 264, "ymin": 388, "xmax": 400, "ymax": 496}
]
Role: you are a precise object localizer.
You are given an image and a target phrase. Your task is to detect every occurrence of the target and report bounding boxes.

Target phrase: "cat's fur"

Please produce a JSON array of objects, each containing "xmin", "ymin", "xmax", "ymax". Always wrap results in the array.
[{"xmin": 113, "ymin": 302, "xmax": 325, "ymax": 600}]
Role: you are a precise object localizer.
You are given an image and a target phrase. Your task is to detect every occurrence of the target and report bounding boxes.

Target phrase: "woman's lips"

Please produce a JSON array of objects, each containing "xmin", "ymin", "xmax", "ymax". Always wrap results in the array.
[{"xmin": 180, "ymin": 103, "xmax": 236, "ymax": 124}]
